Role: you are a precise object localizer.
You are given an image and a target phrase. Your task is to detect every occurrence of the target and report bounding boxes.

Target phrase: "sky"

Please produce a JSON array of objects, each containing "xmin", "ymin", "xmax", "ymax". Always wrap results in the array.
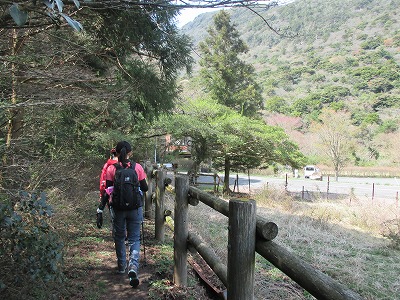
[
  {"xmin": 176, "ymin": 7, "xmax": 220, "ymax": 28},
  {"xmin": 175, "ymin": 1, "xmax": 296, "ymax": 28}
]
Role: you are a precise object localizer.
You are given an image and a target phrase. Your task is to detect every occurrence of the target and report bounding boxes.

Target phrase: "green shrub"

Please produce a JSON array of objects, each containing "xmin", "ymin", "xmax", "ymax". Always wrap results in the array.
[
  {"xmin": 265, "ymin": 96, "xmax": 289, "ymax": 113},
  {"xmin": 378, "ymin": 120, "xmax": 398, "ymax": 133},
  {"xmin": 360, "ymin": 37, "xmax": 382, "ymax": 50},
  {"xmin": 372, "ymin": 94, "xmax": 400, "ymax": 110},
  {"xmin": 0, "ymin": 191, "xmax": 64, "ymax": 298},
  {"xmin": 362, "ymin": 112, "xmax": 381, "ymax": 125},
  {"xmin": 381, "ymin": 218, "xmax": 400, "ymax": 250},
  {"xmin": 329, "ymin": 101, "xmax": 345, "ymax": 111}
]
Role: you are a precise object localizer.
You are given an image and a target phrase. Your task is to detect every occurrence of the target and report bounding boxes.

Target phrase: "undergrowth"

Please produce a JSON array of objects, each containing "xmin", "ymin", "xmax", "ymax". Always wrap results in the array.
[
  {"xmin": 253, "ymin": 186, "xmax": 400, "ymax": 299},
  {"xmin": 0, "ymin": 191, "xmax": 64, "ymax": 300},
  {"xmin": 2, "ymin": 180, "xmax": 399, "ymax": 300}
]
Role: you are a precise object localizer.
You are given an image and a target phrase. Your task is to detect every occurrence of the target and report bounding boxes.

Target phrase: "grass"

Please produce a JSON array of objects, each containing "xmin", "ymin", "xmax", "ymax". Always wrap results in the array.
[
  {"xmin": 254, "ymin": 187, "xmax": 400, "ymax": 299},
  {"xmin": 5, "ymin": 179, "xmax": 398, "ymax": 299},
  {"xmin": 177, "ymin": 185, "xmax": 400, "ymax": 299}
]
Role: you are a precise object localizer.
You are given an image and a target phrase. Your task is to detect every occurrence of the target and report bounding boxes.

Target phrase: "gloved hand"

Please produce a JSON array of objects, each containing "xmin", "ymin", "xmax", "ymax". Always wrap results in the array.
[{"xmin": 96, "ymin": 208, "xmax": 103, "ymax": 229}]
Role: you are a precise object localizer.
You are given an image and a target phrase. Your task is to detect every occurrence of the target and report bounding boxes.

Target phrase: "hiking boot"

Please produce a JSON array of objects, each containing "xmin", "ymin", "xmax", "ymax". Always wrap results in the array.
[
  {"xmin": 117, "ymin": 263, "xmax": 126, "ymax": 274},
  {"xmin": 128, "ymin": 269, "xmax": 139, "ymax": 288}
]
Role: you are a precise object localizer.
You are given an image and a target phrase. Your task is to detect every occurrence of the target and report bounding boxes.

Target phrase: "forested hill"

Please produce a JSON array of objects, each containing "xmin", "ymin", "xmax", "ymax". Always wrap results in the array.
[{"xmin": 180, "ymin": 0, "xmax": 400, "ymax": 167}]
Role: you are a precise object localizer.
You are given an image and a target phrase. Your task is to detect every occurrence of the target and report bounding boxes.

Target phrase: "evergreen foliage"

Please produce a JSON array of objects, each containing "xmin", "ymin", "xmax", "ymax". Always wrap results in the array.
[
  {"xmin": 0, "ymin": 1, "xmax": 194, "ymax": 191},
  {"xmin": 199, "ymin": 10, "xmax": 263, "ymax": 117},
  {"xmin": 0, "ymin": 2, "xmax": 194, "ymax": 292}
]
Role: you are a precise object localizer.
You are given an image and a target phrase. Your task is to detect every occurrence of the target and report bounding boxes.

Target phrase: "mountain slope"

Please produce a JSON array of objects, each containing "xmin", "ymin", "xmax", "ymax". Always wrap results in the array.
[{"xmin": 180, "ymin": 0, "xmax": 400, "ymax": 167}]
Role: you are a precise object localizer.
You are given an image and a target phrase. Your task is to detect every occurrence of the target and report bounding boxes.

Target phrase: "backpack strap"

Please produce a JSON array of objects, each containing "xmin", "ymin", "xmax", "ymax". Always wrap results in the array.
[
  {"xmin": 130, "ymin": 161, "xmax": 136, "ymax": 170},
  {"xmin": 114, "ymin": 161, "xmax": 136, "ymax": 170}
]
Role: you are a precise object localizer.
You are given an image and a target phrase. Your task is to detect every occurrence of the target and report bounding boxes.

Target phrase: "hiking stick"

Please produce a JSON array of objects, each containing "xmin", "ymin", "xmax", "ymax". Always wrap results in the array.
[{"xmin": 141, "ymin": 220, "xmax": 146, "ymax": 263}]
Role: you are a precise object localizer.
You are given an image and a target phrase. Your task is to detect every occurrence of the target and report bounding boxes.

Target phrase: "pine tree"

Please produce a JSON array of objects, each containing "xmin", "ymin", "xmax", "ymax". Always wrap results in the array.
[{"xmin": 199, "ymin": 10, "xmax": 263, "ymax": 117}]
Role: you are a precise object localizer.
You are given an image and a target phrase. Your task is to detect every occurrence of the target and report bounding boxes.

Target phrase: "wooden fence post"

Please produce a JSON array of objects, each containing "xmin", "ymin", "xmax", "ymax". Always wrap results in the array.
[
  {"xmin": 174, "ymin": 175, "xmax": 189, "ymax": 287},
  {"xmin": 327, "ymin": 175, "xmax": 330, "ymax": 200},
  {"xmin": 372, "ymin": 183, "xmax": 375, "ymax": 203},
  {"xmin": 285, "ymin": 173, "xmax": 288, "ymax": 191},
  {"xmin": 144, "ymin": 164, "xmax": 154, "ymax": 219},
  {"xmin": 213, "ymin": 173, "xmax": 217, "ymax": 193},
  {"xmin": 228, "ymin": 199, "xmax": 257, "ymax": 300},
  {"xmin": 248, "ymin": 169, "xmax": 251, "ymax": 194},
  {"xmin": 155, "ymin": 169, "xmax": 166, "ymax": 242}
]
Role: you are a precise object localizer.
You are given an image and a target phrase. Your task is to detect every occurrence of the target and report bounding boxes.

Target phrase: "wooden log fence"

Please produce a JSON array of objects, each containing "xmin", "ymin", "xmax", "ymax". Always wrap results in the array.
[
  {"xmin": 155, "ymin": 169, "xmax": 166, "ymax": 242},
  {"xmin": 175, "ymin": 171, "xmax": 221, "ymax": 192},
  {"xmin": 144, "ymin": 164, "xmax": 156, "ymax": 219},
  {"xmin": 173, "ymin": 176, "xmax": 189, "ymax": 286},
  {"xmin": 227, "ymin": 199, "xmax": 256, "ymax": 299},
  {"xmin": 145, "ymin": 168, "xmax": 364, "ymax": 300}
]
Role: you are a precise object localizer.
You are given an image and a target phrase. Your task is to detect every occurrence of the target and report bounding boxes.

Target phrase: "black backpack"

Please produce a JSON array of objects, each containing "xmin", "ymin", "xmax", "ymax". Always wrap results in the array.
[{"xmin": 112, "ymin": 162, "xmax": 143, "ymax": 210}]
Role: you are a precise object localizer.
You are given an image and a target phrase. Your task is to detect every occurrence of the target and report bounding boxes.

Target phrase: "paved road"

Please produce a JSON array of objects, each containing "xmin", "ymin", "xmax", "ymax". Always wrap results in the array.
[
  {"xmin": 263, "ymin": 176, "xmax": 399, "ymax": 202},
  {"xmin": 197, "ymin": 173, "xmax": 400, "ymax": 204}
]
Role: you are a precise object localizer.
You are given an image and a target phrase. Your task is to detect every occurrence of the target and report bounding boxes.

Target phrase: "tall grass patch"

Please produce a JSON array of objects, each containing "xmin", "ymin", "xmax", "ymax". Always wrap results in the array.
[{"xmin": 254, "ymin": 186, "xmax": 400, "ymax": 299}]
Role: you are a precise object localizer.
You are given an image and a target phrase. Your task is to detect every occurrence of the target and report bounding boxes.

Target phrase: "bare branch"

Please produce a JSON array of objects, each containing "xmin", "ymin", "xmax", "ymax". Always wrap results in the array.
[
  {"xmin": 243, "ymin": 5, "xmax": 284, "ymax": 36},
  {"xmin": 0, "ymin": 0, "xmax": 279, "ymax": 29}
]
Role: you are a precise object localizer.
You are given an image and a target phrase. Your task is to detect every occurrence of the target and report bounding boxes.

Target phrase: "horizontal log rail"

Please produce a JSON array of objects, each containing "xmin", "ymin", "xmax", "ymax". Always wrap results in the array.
[
  {"xmin": 188, "ymin": 231, "xmax": 228, "ymax": 287},
  {"xmin": 189, "ymin": 186, "xmax": 278, "ymax": 241},
  {"xmin": 256, "ymin": 240, "xmax": 363, "ymax": 300}
]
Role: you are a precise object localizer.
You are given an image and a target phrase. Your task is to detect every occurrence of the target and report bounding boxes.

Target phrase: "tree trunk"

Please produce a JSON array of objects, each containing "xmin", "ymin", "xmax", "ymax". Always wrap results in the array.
[
  {"xmin": 223, "ymin": 156, "xmax": 231, "ymax": 193},
  {"xmin": 6, "ymin": 29, "xmax": 24, "ymax": 149}
]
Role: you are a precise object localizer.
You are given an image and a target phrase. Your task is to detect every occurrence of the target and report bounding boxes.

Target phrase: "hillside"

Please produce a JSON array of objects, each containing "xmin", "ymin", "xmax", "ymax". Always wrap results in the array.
[{"xmin": 180, "ymin": 0, "xmax": 400, "ymax": 168}]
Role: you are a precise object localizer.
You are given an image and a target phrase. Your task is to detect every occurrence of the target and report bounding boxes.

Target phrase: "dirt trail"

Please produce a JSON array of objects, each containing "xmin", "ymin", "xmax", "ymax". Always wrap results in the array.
[
  {"xmin": 68, "ymin": 193, "xmax": 219, "ymax": 300},
  {"xmin": 95, "ymin": 256, "xmax": 153, "ymax": 300},
  {"xmin": 90, "ymin": 224, "xmax": 158, "ymax": 300},
  {"xmin": 86, "ymin": 228, "xmax": 215, "ymax": 300}
]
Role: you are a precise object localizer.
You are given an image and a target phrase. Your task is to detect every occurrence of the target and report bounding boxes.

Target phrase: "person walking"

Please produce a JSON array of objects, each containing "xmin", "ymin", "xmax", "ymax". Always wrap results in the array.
[
  {"xmin": 104, "ymin": 141, "xmax": 148, "ymax": 287},
  {"xmin": 97, "ymin": 148, "xmax": 118, "ymax": 230}
]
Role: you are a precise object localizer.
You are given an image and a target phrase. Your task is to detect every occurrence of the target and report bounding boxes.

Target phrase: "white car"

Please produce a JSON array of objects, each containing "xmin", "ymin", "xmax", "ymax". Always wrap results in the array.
[{"xmin": 304, "ymin": 165, "xmax": 323, "ymax": 180}]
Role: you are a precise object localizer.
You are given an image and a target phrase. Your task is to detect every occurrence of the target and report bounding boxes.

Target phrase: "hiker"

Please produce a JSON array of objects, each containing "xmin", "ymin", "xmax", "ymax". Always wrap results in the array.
[
  {"xmin": 97, "ymin": 148, "xmax": 118, "ymax": 229},
  {"xmin": 104, "ymin": 141, "xmax": 148, "ymax": 288}
]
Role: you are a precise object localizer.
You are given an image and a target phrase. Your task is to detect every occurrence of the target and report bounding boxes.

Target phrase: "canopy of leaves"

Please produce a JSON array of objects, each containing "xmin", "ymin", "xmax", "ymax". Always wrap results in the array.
[
  {"xmin": 155, "ymin": 98, "xmax": 305, "ymax": 172},
  {"xmin": 0, "ymin": 0, "xmax": 194, "ymax": 193}
]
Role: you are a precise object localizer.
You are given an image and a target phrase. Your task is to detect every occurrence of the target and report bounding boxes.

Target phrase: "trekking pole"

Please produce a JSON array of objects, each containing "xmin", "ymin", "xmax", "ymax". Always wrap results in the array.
[{"xmin": 141, "ymin": 221, "xmax": 146, "ymax": 263}]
